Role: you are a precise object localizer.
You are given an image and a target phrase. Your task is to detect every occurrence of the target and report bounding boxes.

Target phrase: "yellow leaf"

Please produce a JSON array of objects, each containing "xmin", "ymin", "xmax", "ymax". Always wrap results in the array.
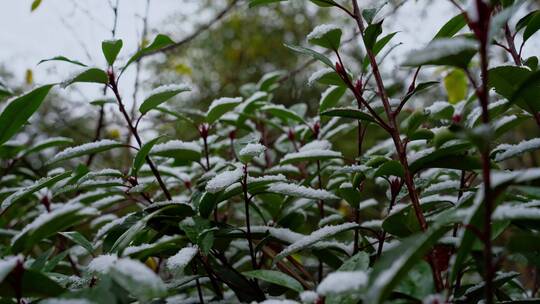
[
  {"xmin": 443, "ymin": 69, "xmax": 468, "ymax": 104},
  {"xmin": 25, "ymin": 69, "xmax": 34, "ymax": 85}
]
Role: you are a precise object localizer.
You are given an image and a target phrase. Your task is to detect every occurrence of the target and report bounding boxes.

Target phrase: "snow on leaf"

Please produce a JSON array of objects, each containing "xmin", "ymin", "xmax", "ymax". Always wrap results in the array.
[
  {"xmin": 307, "ymin": 24, "xmax": 340, "ymax": 40},
  {"xmin": 205, "ymin": 166, "xmax": 243, "ymax": 193},
  {"xmin": 166, "ymin": 245, "xmax": 199, "ymax": 272},
  {"xmin": 109, "ymin": 258, "xmax": 167, "ymax": 301},
  {"xmin": 267, "ymin": 182, "xmax": 338, "ymax": 200},
  {"xmin": 274, "ymin": 222, "xmax": 357, "ymax": 261},
  {"xmin": 493, "ymin": 138, "xmax": 540, "ymax": 162},
  {"xmin": 239, "ymin": 143, "xmax": 266, "ymax": 161},
  {"xmin": 492, "ymin": 205, "xmax": 540, "ymax": 221},
  {"xmin": 48, "ymin": 139, "xmax": 123, "ymax": 164},
  {"xmin": 87, "ymin": 254, "xmax": 118, "ymax": 274},
  {"xmin": 317, "ymin": 271, "xmax": 368, "ymax": 295}
]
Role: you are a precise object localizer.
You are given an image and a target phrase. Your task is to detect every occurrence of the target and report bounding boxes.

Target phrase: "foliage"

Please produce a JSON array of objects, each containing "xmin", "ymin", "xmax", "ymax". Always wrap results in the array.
[{"xmin": 2, "ymin": 0, "xmax": 540, "ymax": 303}]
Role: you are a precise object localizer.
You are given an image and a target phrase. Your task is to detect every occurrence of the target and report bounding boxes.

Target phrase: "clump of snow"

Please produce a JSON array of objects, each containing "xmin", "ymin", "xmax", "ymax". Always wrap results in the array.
[
  {"xmin": 307, "ymin": 24, "xmax": 340, "ymax": 40},
  {"xmin": 300, "ymin": 290, "xmax": 319, "ymax": 303},
  {"xmin": 146, "ymin": 83, "xmax": 190, "ymax": 99},
  {"xmin": 308, "ymin": 68, "xmax": 334, "ymax": 86},
  {"xmin": 239, "ymin": 143, "xmax": 266, "ymax": 159},
  {"xmin": 87, "ymin": 254, "xmax": 118, "ymax": 274},
  {"xmin": 50, "ymin": 139, "xmax": 121, "ymax": 164},
  {"xmin": 267, "ymin": 182, "xmax": 338, "ymax": 200},
  {"xmin": 317, "ymin": 271, "xmax": 367, "ymax": 295},
  {"xmin": 206, "ymin": 166, "xmax": 243, "ymax": 193},
  {"xmin": 494, "ymin": 138, "xmax": 540, "ymax": 162},
  {"xmin": 167, "ymin": 246, "xmax": 199, "ymax": 272},
  {"xmin": 152, "ymin": 140, "xmax": 201, "ymax": 154}
]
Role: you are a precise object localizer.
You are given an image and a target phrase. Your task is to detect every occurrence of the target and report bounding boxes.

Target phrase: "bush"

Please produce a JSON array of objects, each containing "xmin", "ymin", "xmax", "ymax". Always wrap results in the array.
[{"xmin": 1, "ymin": 0, "xmax": 540, "ymax": 303}]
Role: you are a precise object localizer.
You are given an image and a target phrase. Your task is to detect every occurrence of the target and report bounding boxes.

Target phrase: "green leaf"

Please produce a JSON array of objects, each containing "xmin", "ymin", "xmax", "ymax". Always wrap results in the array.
[
  {"xmin": 11, "ymin": 203, "xmax": 98, "ymax": 253},
  {"xmin": 274, "ymin": 222, "xmax": 357, "ymax": 262},
  {"xmin": 366, "ymin": 225, "xmax": 451, "ymax": 303},
  {"xmin": 401, "ymin": 81, "xmax": 439, "ymax": 106},
  {"xmin": 280, "ymin": 149, "xmax": 342, "ymax": 164},
  {"xmin": 243, "ymin": 270, "xmax": 303, "ymax": 292},
  {"xmin": 131, "ymin": 136, "xmax": 165, "ymax": 176},
  {"xmin": 102, "ymin": 39, "xmax": 123, "ymax": 66},
  {"xmin": 124, "ymin": 34, "xmax": 175, "ymax": 70},
  {"xmin": 339, "ymin": 251, "xmax": 370, "ymax": 271},
  {"xmin": 443, "ymin": 69, "xmax": 468, "ymax": 103},
  {"xmin": 0, "ymin": 85, "xmax": 54, "ymax": 146},
  {"xmin": 248, "ymin": 0, "xmax": 287, "ymax": 7},
  {"xmin": 309, "ymin": 0, "xmax": 337, "ymax": 7},
  {"xmin": 31, "ymin": 0, "xmax": 42, "ymax": 11},
  {"xmin": 524, "ymin": 11, "xmax": 540, "ymax": 42},
  {"xmin": 309, "ymin": 69, "xmax": 345, "ymax": 86},
  {"xmin": 206, "ymin": 97, "xmax": 242, "ymax": 124},
  {"xmin": 109, "ymin": 258, "xmax": 167, "ymax": 301},
  {"xmin": 38, "ymin": 56, "xmax": 87, "ymax": 67},
  {"xmin": 403, "ymin": 37, "xmax": 477, "ymax": 68},
  {"xmin": 510, "ymin": 70, "xmax": 540, "ymax": 114},
  {"xmin": 284, "ymin": 43, "xmax": 334, "ymax": 68},
  {"xmin": 62, "ymin": 68, "xmax": 108, "ymax": 87},
  {"xmin": 321, "ymin": 108, "xmax": 375, "ymax": 122},
  {"xmin": 60, "ymin": 231, "xmax": 94, "ymax": 255},
  {"xmin": 139, "ymin": 84, "xmax": 190, "ymax": 114},
  {"xmin": 1, "ymin": 171, "xmax": 72, "ymax": 212},
  {"xmin": 373, "ymin": 160, "xmax": 404, "ymax": 178},
  {"xmin": 362, "ymin": 32, "xmax": 398, "ymax": 71},
  {"xmin": 0, "ymin": 268, "xmax": 65, "ymax": 298},
  {"xmin": 48, "ymin": 140, "xmax": 124, "ymax": 165},
  {"xmin": 308, "ymin": 25, "xmax": 342, "ymax": 50},
  {"xmin": 337, "ymin": 183, "xmax": 361, "ymax": 209},
  {"xmin": 262, "ymin": 104, "xmax": 306, "ymax": 124},
  {"xmin": 319, "ymin": 86, "xmax": 346, "ymax": 113},
  {"xmin": 433, "ymin": 13, "xmax": 466, "ymax": 40},
  {"xmin": 21, "ymin": 136, "xmax": 73, "ymax": 157},
  {"xmin": 150, "ymin": 140, "xmax": 202, "ymax": 163},
  {"xmin": 364, "ymin": 21, "xmax": 383, "ymax": 51},
  {"xmin": 516, "ymin": 10, "xmax": 538, "ymax": 33}
]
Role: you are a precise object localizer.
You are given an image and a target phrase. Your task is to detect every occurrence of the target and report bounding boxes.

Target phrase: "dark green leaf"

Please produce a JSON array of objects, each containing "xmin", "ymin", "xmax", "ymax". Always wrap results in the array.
[
  {"xmin": 38, "ymin": 56, "xmax": 87, "ymax": 67},
  {"xmin": 62, "ymin": 68, "xmax": 108, "ymax": 87},
  {"xmin": 243, "ymin": 270, "xmax": 303, "ymax": 292},
  {"xmin": 60, "ymin": 231, "xmax": 94, "ymax": 255},
  {"xmin": 0, "ymin": 85, "xmax": 54, "ymax": 146},
  {"xmin": 433, "ymin": 13, "xmax": 466, "ymax": 40},
  {"xmin": 284, "ymin": 43, "xmax": 334, "ymax": 68},
  {"xmin": 139, "ymin": 84, "xmax": 190, "ymax": 114},
  {"xmin": 321, "ymin": 108, "xmax": 375, "ymax": 123},
  {"xmin": 102, "ymin": 39, "xmax": 123, "ymax": 66}
]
